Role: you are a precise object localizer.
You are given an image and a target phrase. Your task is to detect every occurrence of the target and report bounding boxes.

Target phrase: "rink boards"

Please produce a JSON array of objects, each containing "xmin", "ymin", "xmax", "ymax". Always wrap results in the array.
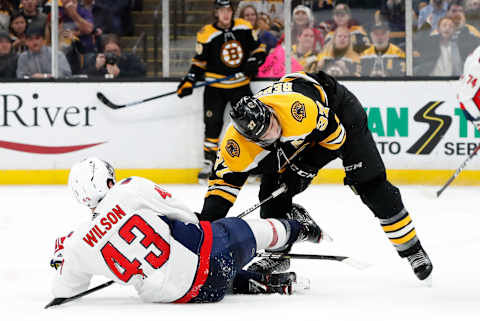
[{"xmin": 0, "ymin": 80, "xmax": 479, "ymax": 185}]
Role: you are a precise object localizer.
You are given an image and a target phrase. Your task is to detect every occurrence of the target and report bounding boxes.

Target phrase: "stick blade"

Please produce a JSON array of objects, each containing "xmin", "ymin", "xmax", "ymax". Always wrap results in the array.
[
  {"xmin": 44, "ymin": 297, "xmax": 68, "ymax": 309},
  {"xmin": 96, "ymin": 92, "xmax": 125, "ymax": 109},
  {"xmin": 341, "ymin": 257, "xmax": 371, "ymax": 270}
]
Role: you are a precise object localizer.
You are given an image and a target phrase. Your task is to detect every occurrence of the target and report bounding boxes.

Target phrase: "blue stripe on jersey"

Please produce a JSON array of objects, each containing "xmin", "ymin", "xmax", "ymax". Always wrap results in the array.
[{"xmin": 159, "ymin": 216, "xmax": 203, "ymax": 255}]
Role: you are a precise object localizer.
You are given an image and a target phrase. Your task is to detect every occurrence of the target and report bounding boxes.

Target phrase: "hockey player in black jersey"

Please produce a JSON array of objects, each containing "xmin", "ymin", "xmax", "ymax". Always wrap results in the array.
[
  {"xmin": 177, "ymin": 0, "xmax": 267, "ymax": 181},
  {"xmin": 199, "ymin": 71, "xmax": 433, "ymax": 282}
]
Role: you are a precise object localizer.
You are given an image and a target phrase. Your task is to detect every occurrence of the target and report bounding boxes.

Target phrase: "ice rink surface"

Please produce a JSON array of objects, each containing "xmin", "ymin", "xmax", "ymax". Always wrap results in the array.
[{"xmin": 1, "ymin": 183, "xmax": 479, "ymax": 321}]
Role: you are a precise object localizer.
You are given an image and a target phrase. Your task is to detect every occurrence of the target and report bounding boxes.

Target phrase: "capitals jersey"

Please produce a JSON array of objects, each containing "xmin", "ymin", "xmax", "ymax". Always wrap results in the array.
[
  {"xmin": 51, "ymin": 176, "xmax": 214, "ymax": 303},
  {"xmin": 188, "ymin": 18, "xmax": 266, "ymax": 89},
  {"xmin": 204, "ymin": 72, "xmax": 346, "ymax": 213},
  {"xmin": 458, "ymin": 46, "xmax": 480, "ymax": 125}
]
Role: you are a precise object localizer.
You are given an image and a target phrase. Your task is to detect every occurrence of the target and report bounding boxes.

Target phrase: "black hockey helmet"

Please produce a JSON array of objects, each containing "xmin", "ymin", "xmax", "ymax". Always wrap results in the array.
[
  {"xmin": 230, "ymin": 96, "xmax": 273, "ymax": 141},
  {"xmin": 215, "ymin": 0, "xmax": 232, "ymax": 9}
]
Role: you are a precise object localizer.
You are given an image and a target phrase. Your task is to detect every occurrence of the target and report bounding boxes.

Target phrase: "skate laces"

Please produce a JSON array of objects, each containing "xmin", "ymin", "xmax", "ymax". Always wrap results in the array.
[{"xmin": 407, "ymin": 250, "xmax": 430, "ymax": 269}]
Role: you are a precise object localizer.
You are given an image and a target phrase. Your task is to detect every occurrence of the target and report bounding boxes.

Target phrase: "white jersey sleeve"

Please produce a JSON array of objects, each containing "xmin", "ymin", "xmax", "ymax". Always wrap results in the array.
[
  {"xmin": 105, "ymin": 176, "xmax": 199, "ymax": 224},
  {"xmin": 458, "ymin": 46, "xmax": 480, "ymax": 123},
  {"xmin": 51, "ymin": 178, "xmax": 211, "ymax": 303}
]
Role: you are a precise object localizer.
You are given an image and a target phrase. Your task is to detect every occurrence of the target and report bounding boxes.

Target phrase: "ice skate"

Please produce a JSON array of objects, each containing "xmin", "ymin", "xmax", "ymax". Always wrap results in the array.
[
  {"xmin": 248, "ymin": 272, "xmax": 298, "ymax": 295},
  {"xmin": 406, "ymin": 247, "xmax": 433, "ymax": 282},
  {"xmin": 287, "ymin": 203, "xmax": 332, "ymax": 243}
]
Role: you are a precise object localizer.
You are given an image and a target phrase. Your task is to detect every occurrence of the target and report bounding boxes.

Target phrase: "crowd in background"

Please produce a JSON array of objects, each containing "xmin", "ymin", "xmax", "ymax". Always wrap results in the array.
[
  {"xmin": 237, "ymin": 0, "xmax": 480, "ymax": 77},
  {"xmin": 1, "ymin": 0, "xmax": 479, "ymax": 79},
  {"xmin": 0, "ymin": 0, "xmax": 146, "ymax": 79}
]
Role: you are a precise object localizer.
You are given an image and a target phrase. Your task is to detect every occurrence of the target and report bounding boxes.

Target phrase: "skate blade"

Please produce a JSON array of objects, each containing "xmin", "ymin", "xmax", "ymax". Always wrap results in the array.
[
  {"xmin": 421, "ymin": 274, "xmax": 433, "ymax": 287},
  {"xmin": 321, "ymin": 231, "xmax": 334, "ymax": 242},
  {"xmin": 292, "ymin": 276, "xmax": 311, "ymax": 293}
]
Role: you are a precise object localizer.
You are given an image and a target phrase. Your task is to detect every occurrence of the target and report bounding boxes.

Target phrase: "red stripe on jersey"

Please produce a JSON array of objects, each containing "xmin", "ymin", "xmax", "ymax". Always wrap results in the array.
[
  {"xmin": 267, "ymin": 219, "xmax": 279, "ymax": 248},
  {"xmin": 174, "ymin": 221, "xmax": 213, "ymax": 303}
]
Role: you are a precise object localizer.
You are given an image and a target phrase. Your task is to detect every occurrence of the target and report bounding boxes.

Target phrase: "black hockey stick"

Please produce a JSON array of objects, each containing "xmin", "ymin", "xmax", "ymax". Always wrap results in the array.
[
  {"xmin": 436, "ymin": 143, "xmax": 480, "ymax": 197},
  {"xmin": 256, "ymin": 252, "xmax": 370, "ymax": 270},
  {"xmin": 97, "ymin": 73, "xmax": 241, "ymax": 110},
  {"xmin": 44, "ymin": 280, "xmax": 114, "ymax": 309}
]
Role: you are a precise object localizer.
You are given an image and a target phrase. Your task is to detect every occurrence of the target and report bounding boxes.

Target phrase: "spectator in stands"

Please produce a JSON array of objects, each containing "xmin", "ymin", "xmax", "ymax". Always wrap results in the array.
[
  {"xmin": 417, "ymin": 0, "xmax": 448, "ymax": 31},
  {"xmin": 315, "ymin": 26, "xmax": 361, "ymax": 76},
  {"xmin": 0, "ymin": 0, "xmax": 14, "ymax": 32},
  {"xmin": 9, "ymin": 11, "xmax": 27, "ymax": 53},
  {"xmin": 16, "ymin": 23, "xmax": 72, "ymax": 78},
  {"xmin": 465, "ymin": 0, "xmax": 480, "ymax": 30},
  {"xmin": 292, "ymin": 5, "xmax": 323, "ymax": 52},
  {"xmin": 415, "ymin": 16, "xmax": 466, "ymax": 76},
  {"xmin": 446, "ymin": 1, "xmax": 480, "ymax": 37},
  {"xmin": 378, "ymin": 0, "xmax": 405, "ymax": 47},
  {"xmin": 20, "ymin": 0, "xmax": 47, "ymax": 29},
  {"xmin": 239, "ymin": 4, "xmax": 277, "ymax": 53},
  {"xmin": 292, "ymin": 27, "xmax": 319, "ymax": 72},
  {"xmin": 45, "ymin": 11, "xmax": 84, "ymax": 75},
  {"xmin": 60, "ymin": 0, "xmax": 95, "ymax": 53},
  {"xmin": 91, "ymin": 0, "xmax": 131, "ymax": 36},
  {"xmin": 86, "ymin": 33, "xmax": 146, "ymax": 79},
  {"xmin": 237, "ymin": 0, "xmax": 284, "ymax": 21},
  {"xmin": 360, "ymin": 23, "xmax": 406, "ymax": 77},
  {"xmin": 321, "ymin": 3, "xmax": 371, "ymax": 53},
  {"xmin": 0, "ymin": 31, "xmax": 18, "ymax": 78}
]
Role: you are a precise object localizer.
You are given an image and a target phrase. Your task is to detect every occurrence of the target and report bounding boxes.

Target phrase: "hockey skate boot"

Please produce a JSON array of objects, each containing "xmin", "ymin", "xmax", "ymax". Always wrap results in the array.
[
  {"xmin": 247, "ymin": 255, "xmax": 291, "ymax": 274},
  {"xmin": 287, "ymin": 203, "xmax": 330, "ymax": 243},
  {"xmin": 198, "ymin": 159, "xmax": 213, "ymax": 182},
  {"xmin": 248, "ymin": 272, "xmax": 297, "ymax": 295},
  {"xmin": 406, "ymin": 247, "xmax": 433, "ymax": 281}
]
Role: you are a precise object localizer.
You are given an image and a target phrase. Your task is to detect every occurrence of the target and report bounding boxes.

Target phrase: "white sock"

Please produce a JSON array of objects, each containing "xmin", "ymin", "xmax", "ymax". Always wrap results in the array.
[{"xmin": 245, "ymin": 219, "xmax": 289, "ymax": 251}]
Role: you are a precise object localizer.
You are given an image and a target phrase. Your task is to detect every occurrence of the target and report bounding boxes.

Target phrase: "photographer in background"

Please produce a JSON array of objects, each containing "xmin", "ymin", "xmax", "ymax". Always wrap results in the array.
[{"xmin": 85, "ymin": 33, "xmax": 146, "ymax": 78}]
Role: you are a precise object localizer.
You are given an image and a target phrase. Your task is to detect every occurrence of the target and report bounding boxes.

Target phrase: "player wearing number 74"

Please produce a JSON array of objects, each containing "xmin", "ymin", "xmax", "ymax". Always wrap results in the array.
[{"xmin": 49, "ymin": 157, "xmax": 326, "ymax": 303}]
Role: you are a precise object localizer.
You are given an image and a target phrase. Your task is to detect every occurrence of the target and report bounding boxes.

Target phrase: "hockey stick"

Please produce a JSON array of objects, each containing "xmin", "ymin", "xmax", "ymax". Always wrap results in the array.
[
  {"xmin": 436, "ymin": 143, "xmax": 480, "ymax": 197},
  {"xmin": 97, "ymin": 73, "xmax": 241, "ymax": 110},
  {"xmin": 256, "ymin": 252, "xmax": 370, "ymax": 270},
  {"xmin": 237, "ymin": 183, "xmax": 287, "ymax": 218},
  {"xmin": 44, "ymin": 280, "xmax": 114, "ymax": 309}
]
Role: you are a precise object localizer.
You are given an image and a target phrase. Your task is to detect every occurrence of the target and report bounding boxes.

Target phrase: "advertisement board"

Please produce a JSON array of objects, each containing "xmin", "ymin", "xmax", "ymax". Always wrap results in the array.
[{"xmin": 0, "ymin": 80, "xmax": 478, "ymax": 184}]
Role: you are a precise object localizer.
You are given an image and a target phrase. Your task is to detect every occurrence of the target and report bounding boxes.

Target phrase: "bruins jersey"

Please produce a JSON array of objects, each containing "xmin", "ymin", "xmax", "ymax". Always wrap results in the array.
[
  {"xmin": 188, "ymin": 18, "xmax": 266, "ymax": 89},
  {"xmin": 204, "ymin": 72, "xmax": 346, "ymax": 211},
  {"xmin": 316, "ymin": 50, "xmax": 361, "ymax": 77},
  {"xmin": 292, "ymin": 45, "xmax": 318, "ymax": 72},
  {"xmin": 324, "ymin": 25, "xmax": 371, "ymax": 53},
  {"xmin": 360, "ymin": 43, "xmax": 406, "ymax": 77}
]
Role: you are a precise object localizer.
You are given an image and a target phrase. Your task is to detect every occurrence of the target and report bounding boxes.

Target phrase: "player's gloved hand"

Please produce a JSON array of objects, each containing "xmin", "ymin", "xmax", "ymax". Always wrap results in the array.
[
  {"xmin": 177, "ymin": 73, "xmax": 196, "ymax": 98},
  {"xmin": 281, "ymin": 161, "xmax": 318, "ymax": 197},
  {"xmin": 50, "ymin": 235, "xmax": 68, "ymax": 270},
  {"xmin": 243, "ymin": 57, "xmax": 259, "ymax": 78}
]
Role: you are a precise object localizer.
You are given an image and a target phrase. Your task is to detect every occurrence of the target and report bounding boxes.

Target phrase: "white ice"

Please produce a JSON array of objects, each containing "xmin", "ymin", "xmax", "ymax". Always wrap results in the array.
[{"xmin": 1, "ymin": 183, "xmax": 479, "ymax": 321}]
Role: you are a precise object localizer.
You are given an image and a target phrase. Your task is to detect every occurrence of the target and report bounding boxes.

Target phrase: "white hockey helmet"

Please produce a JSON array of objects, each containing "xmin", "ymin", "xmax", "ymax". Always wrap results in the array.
[{"xmin": 68, "ymin": 157, "xmax": 116, "ymax": 209}]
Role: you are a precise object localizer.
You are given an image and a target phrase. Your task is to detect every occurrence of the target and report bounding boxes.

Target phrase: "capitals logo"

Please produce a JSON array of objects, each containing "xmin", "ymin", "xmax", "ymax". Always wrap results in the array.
[
  {"xmin": 291, "ymin": 101, "xmax": 306, "ymax": 122},
  {"xmin": 226, "ymin": 139, "xmax": 240, "ymax": 158}
]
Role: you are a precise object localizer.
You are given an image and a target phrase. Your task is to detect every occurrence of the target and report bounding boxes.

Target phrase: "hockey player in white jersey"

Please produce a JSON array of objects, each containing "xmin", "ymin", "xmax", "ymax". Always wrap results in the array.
[
  {"xmin": 458, "ymin": 46, "xmax": 480, "ymax": 130},
  {"xmin": 49, "ymin": 157, "xmax": 327, "ymax": 303}
]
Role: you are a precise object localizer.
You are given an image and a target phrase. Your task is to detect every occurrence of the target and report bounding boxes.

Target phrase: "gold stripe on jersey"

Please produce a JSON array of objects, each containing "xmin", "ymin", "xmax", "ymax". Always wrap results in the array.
[
  {"xmin": 220, "ymin": 125, "xmax": 269, "ymax": 172},
  {"xmin": 205, "ymin": 72, "xmax": 250, "ymax": 88},
  {"xmin": 318, "ymin": 119, "xmax": 346, "ymax": 150},
  {"xmin": 258, "ymin": 93, "xmax": 319, "ymax": 140},
  {"xmin": 192, "ymin": 58, "xmax": 207, "ymax": 69},
  {"xmin": 205, "ymin": 189, "xmax": 237, "ymax": 204},
  {"xmin": 233, "ymin": 18, "xmax": 254, "ymax": 31},
  {"xmin": 197, "ymin": 24, "xmax": 222, "ymax": 44},
  {"xmin": 251, "ymin": 43, "xmax": 267, "ymax": 55}
]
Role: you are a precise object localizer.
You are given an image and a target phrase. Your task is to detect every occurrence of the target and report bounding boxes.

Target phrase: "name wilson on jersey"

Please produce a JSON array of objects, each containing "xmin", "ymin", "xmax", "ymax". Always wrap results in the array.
[{"xmin": 83, "ymin": 205, "xmax": 127, "ymax": 247}]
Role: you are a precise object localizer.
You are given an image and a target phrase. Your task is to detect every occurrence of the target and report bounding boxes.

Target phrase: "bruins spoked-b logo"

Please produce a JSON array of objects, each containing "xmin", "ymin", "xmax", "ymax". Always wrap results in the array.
[
  {"xmin": 291, "ymin": 101, "xmax": 306, "ymax": 122},
  {"xmin": 226, "ymin": 139, "xmax": 240, "ymax": 157},
  {"xmin": 220, "ymin": 40, "xmax": 243, "ymax": 68}
]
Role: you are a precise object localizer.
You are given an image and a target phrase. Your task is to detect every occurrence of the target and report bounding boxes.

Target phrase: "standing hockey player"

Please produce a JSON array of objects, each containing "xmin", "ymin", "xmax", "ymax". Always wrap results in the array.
[
  {"xmin": 199, "ymin": 71, "xmax": 433, "ymax": 282},
  {"xmin": 49, "ymin": 157, "xmax": 326, "ymax": 304},
  {"xmin": 176, "ymin": 0, "xmax": 267, "ymax": 181},
  {"xmin": 458, "ymin": 45, "xmax": 480, "ymax": 131}
]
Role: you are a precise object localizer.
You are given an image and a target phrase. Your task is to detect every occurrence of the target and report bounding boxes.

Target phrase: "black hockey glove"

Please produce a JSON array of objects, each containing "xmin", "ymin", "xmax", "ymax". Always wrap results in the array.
[
  {"xmin": 177, "ymin": 73, "xmax": 196, "ymax": 98},
  {"xmin": 243, "ymin": 57, "xmax": 259, "ymax": 78},
  {"xmin": 281, "ymin": 161, "xmax": 318, "ymax": 197}
]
